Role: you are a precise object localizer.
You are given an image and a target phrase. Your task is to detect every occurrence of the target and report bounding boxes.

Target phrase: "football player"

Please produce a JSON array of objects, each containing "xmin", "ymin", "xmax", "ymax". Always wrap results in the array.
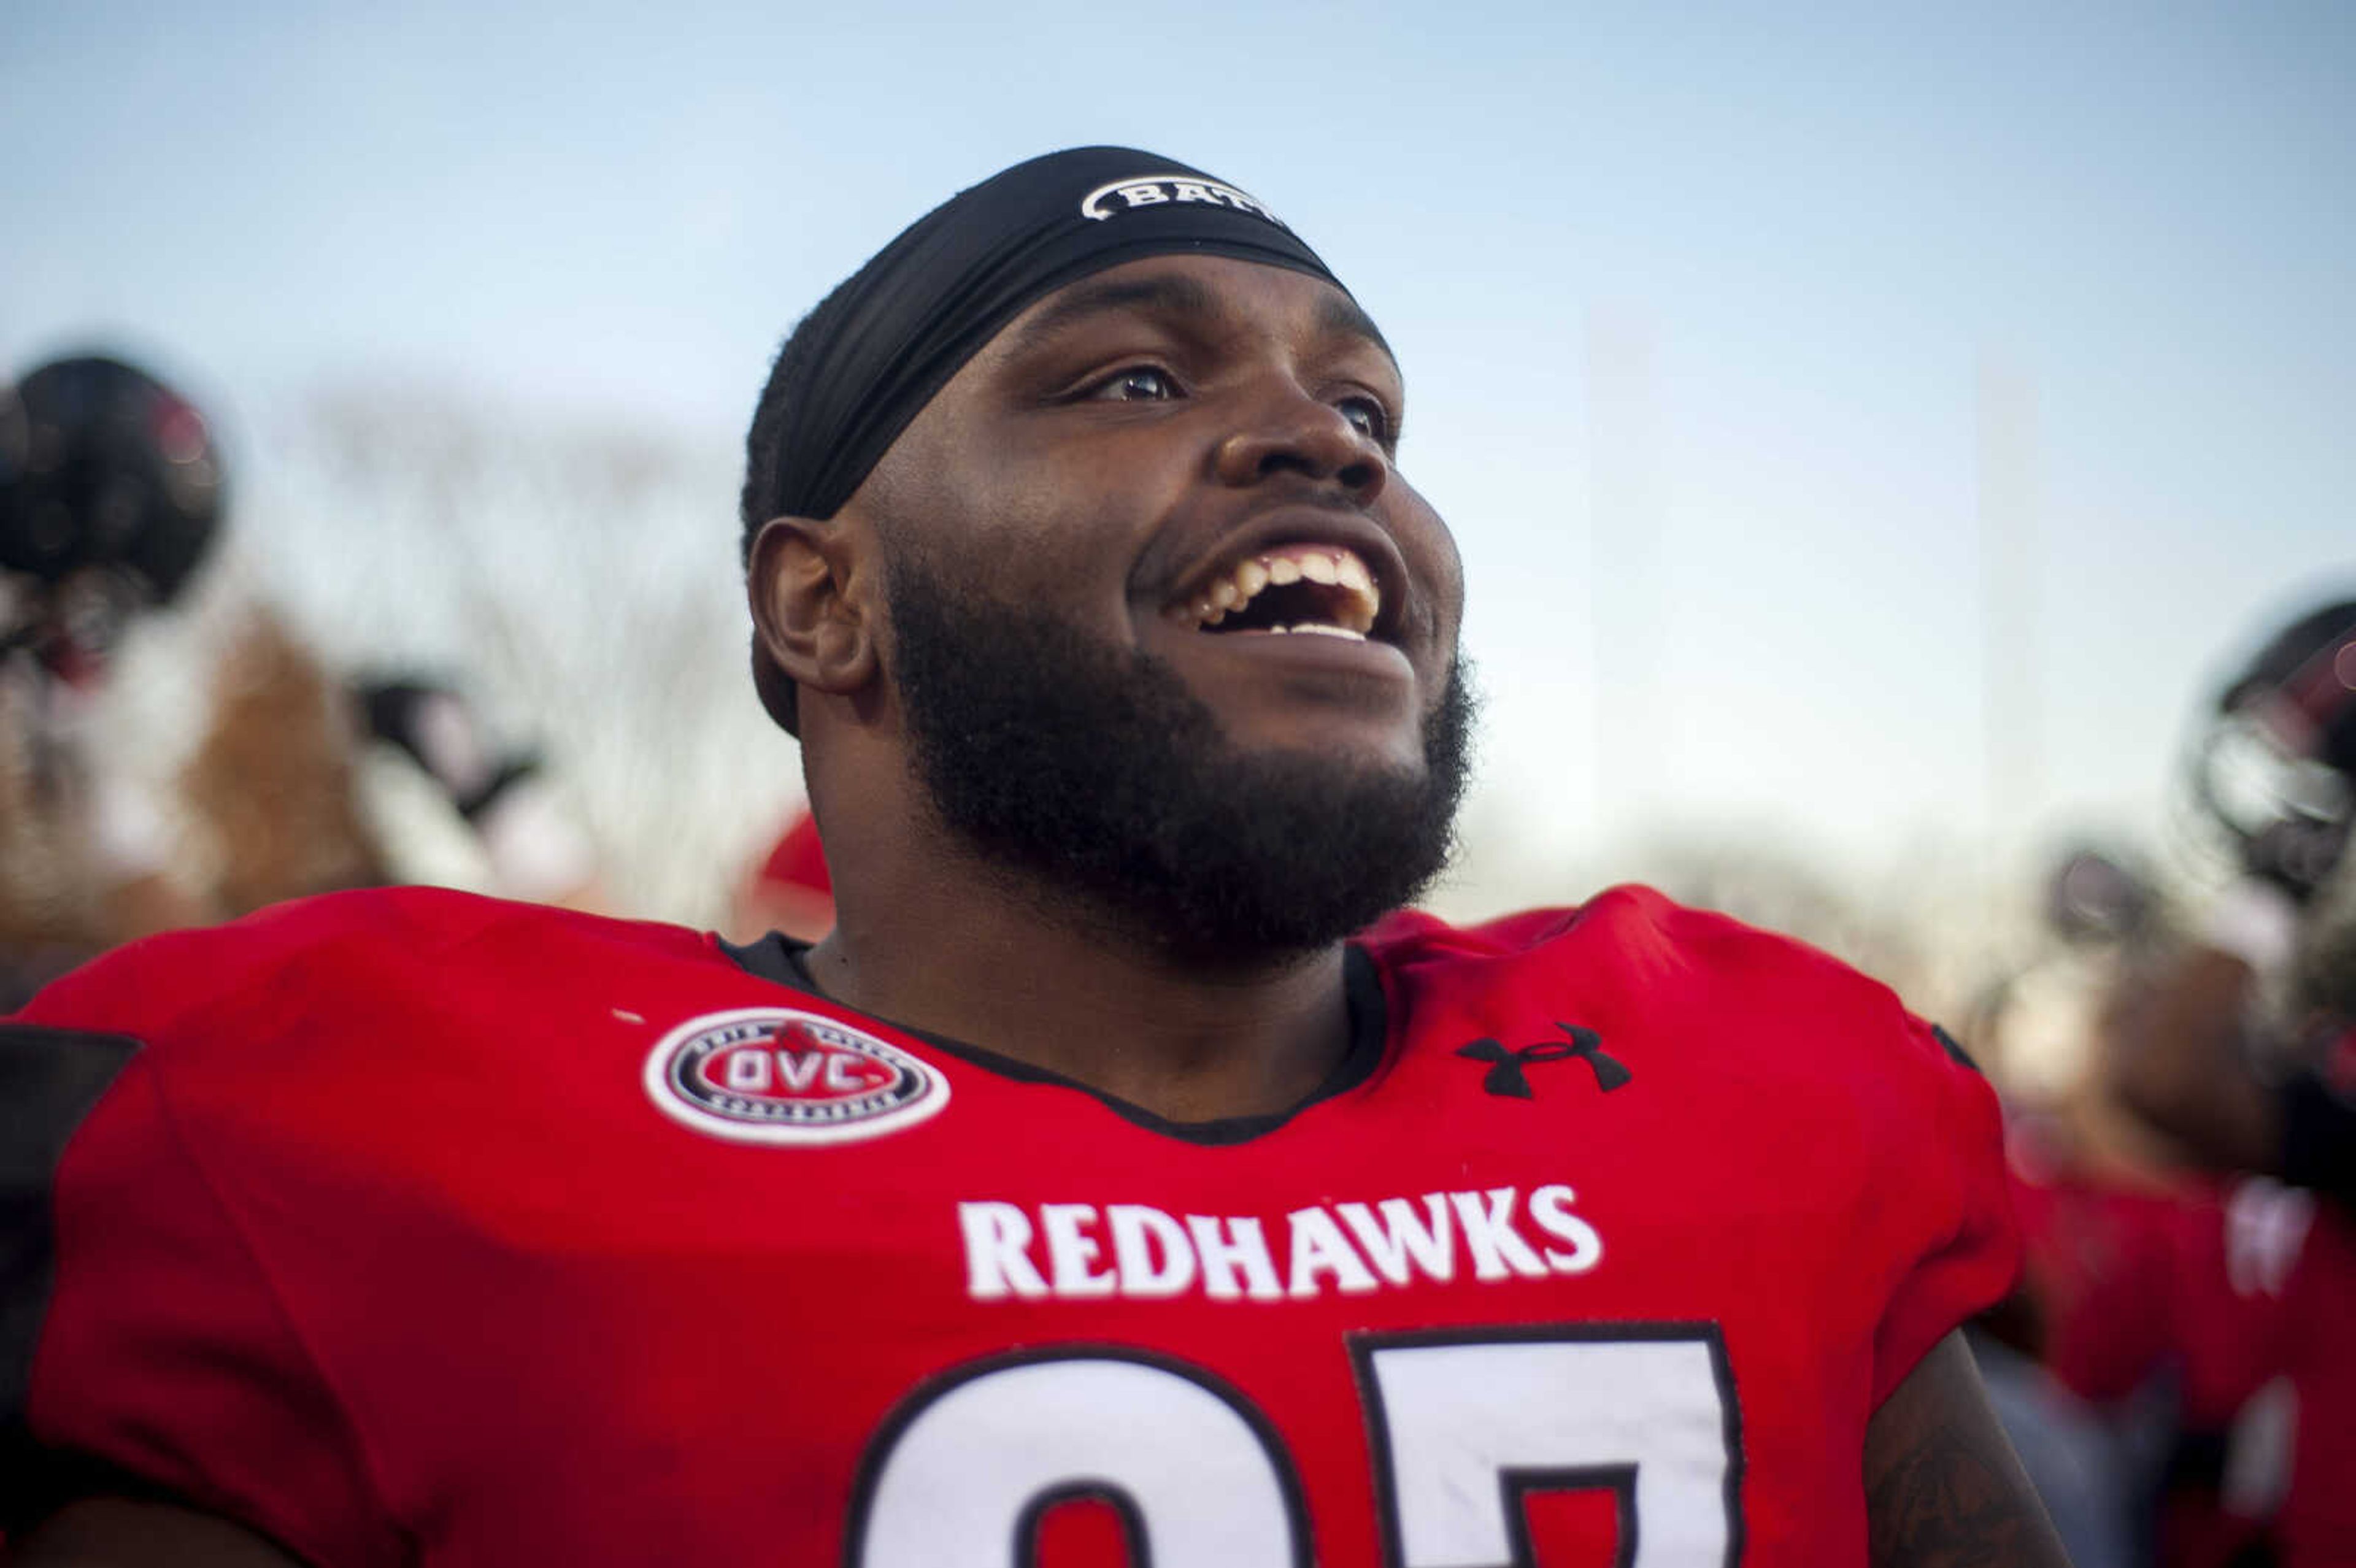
[
  {"xmin": 2101, "ymin": 597, "xmax": 2356, "ymax": 1564},
  {"xmin": 0, "ymin": 351, "xmax": 604, "ymax": 990},
  {"xmin": 2109, "ymin": 596, "xmax": 2356, "ymax": 1205},
  {"xmin": 1, "ymin": 355, "xmax": 228, "ymax": 986},
  {"xmin": 3, "ymin": 148, "xmax": 2066, "ymax": 1566}
]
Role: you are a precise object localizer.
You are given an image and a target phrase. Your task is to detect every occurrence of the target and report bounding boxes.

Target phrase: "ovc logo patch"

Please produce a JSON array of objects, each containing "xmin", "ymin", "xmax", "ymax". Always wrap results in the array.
[{"xmin": 644, "ymin": 1007, "xmax": 948, "ymax": 1146}]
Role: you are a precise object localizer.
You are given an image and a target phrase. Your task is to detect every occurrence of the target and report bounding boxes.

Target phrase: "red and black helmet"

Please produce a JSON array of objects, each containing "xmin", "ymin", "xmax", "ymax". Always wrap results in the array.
[
  {"xmin": 1, "ymin": 354, "xmax": 225, "ymax": 607},
  {"xmin": 2186, "ymin": 597, "xmax": 2356, "ymax": 896},
  {"xmin": 2219, "ymin": 599, "xmax": 2356, "ymax": 782}
]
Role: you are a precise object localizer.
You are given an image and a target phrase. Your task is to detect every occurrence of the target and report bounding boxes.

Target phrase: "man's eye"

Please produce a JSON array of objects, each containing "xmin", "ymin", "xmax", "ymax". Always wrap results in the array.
[
  {"xmin": 1096, "ymin": 367, "xmax": 1178, "ymax": 402},
  {"xmin": 1338, "ymin": 395, "xmax": 1389, "ymax": 444}
]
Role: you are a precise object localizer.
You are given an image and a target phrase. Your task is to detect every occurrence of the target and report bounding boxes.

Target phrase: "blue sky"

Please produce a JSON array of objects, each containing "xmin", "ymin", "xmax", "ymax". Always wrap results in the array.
[{"xmin": 6, "ymin": 0, "xmax": 2352, "ymax": 899}]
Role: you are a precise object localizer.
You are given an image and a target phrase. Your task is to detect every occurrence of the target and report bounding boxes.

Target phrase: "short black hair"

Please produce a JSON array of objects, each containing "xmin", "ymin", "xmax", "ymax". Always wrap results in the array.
[
  {"xmin": 739, "ymin": 274, "xmax": 864, "ymax": 560},
  {"xmin": 741, "ymin": 277, "xmax": 867, "ymax": 734}
]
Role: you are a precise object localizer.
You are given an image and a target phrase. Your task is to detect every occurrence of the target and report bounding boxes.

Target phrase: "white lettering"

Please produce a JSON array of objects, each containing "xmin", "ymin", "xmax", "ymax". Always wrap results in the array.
[
  {"xmin": 1209, "ymin": 182, "xmax": 1271, "ymax": 221},
  {"xmin": 2225, "ymin": 1177, "xmax": 2315, "ymax": 1299},
  {"xmin": 1287, "ymin": 1205, "xmax": 1380, "ymax": 1297},
  {"xmin": 776, "ymin": 1050, "xmax": 825, "ymax": 1091},
  {"xmin": 1450, "ymin": 1188, "xmax": 1550, "ymax": 1281},
  {"xmin": 958, "ymin": 1202, "xmax": 1048, "ymax": 1301},
  {"xmin": 724, "ymin": 1051, "xmax": 769, "ymax": 1091},
  {"xmin": 823, "ymin": 1055, "xmax": 869, "ymax": 1093},
  {"xmin": 1528, "ymin": 1185, "xmax": 1604, "ymax": 1274},
  {"xmin": 1107, "ymin": 1205, "xmax": 1196, "ymax": 1298},
  {"xmin": 961, "ymin": 1185, "xmax": 1600, "ymax": 1302},
  {"xmin": 1185, "ymin": 1214, "xmax": 1283, "ymax": 1301},
  {"xmin": 1040, "ymin": 1203, "xmax": 1117, "ymax": 1297},
  {"xmin": 1336, "ymin": 1196, "xmax": 1455, "ymax": 1285},
  {"xmin": 1079, "ymin": 174, "xmax": 1284, "ymax": 226}
]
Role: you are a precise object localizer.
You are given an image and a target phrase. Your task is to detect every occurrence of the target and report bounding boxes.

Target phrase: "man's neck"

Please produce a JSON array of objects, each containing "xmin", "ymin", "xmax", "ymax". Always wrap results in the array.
[{"xmin": 801, "ymin": 837, "xmax": 1355, "ymax": 1126}]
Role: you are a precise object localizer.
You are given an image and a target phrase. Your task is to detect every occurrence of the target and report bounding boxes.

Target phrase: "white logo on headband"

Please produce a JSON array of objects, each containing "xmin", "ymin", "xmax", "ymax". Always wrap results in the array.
[{"xmin": 1079, "ymin": 173, "xmax": 1288, "ymax": 228}]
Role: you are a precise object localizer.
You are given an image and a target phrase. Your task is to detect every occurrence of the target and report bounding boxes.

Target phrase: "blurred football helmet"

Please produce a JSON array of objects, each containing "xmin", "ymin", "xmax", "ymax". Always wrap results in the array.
[
  {"xmin": 1, "ymin": 354, "xmax": 225, "ymax": 609},
  {"xmin": 2187, "ymin": 599, "xmax": 2356, "ymax": 900},
  {"xmin": 2044, "ymin": 844, "xmax": 2155, "ymax": 945}
]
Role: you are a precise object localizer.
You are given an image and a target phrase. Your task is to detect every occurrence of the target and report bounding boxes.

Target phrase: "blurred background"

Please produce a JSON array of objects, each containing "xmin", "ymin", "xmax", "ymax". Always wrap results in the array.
[
  {"xmin": 7, "ymin": 1, "xmax": 2351, "ymax": 1000},
  {"xmin": 7, "ymin": 4, "xmax": 2356, "ymax": 1561}
]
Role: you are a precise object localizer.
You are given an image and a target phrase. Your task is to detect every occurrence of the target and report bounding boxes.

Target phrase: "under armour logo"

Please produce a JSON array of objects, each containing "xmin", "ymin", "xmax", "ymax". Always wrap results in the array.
[{"xmin": 1457, "ymin": 1023, "xmax": 1631, "ymax": 1099}]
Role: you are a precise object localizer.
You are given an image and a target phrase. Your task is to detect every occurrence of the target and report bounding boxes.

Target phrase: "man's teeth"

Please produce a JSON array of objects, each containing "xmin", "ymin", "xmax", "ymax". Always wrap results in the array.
[{"xmin": 1187, "ymin": 547, "xmax": 1380, "ymax": 636}]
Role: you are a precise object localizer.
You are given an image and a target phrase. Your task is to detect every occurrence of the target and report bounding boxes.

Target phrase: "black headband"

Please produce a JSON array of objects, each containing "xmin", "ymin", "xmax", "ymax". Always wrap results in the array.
[{"xmin": 771, "ymin": 145, "xmax": 1347, "ymax": 523}]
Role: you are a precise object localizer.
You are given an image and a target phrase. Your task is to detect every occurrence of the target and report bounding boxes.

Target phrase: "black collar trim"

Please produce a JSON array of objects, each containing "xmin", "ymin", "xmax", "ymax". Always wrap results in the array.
[{"xmin": 715, "ymin": 933, "xmax": 1390, "ymax": 1147}]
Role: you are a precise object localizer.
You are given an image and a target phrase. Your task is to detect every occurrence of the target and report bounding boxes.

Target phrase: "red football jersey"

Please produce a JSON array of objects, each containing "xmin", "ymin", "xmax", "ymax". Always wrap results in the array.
[
  {"xmin": 2026, "ymin": 1161, "xmax": 2356, "ymax": 1568},
  {"xmin": 2254, "ymin": 1192, "xmax": 2356, "ymax": 1567},
  {"xmin": 2027, "ymin": 1175, "xmax": 2292, "ymax": 1422},
  {"xmin": 4, "ymin": 884, "xmax": 2014, "ymax": 1567}
]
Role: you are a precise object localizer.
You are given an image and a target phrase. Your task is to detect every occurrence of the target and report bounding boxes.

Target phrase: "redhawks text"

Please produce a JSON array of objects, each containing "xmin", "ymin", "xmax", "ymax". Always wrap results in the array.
[{"xmin": 958, "ymin": 1185, "xmax": 1603, "ymax": 1304}]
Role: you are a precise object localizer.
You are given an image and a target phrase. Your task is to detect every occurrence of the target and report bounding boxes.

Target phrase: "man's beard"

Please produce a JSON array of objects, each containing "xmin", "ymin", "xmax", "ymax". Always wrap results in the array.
[{"xmin": 885, "ymin": 550, "xmax": 1476, "ymax": 967}]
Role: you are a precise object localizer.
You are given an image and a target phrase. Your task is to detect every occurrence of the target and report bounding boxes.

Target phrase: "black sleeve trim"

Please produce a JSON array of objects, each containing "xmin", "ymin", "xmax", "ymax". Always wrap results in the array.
[
  {"xmin": 1, "ymin": 1025, "xmax": 142, "ymax": 1514},
  {"xmin": 1, "ymin": 1021, "xmax": 142, "ymax": 1535},
  {"xmin": 0, "ymin": 1441, "xmax": 326, "ymax": 1563},
  {"xmin": 0, "ymin": 1443, "xmax": 183, "ymax": 1535},
  {"xmin": 2281, "ymin": 1069, "xmax": 2356, "ymax": 1214},
  {"xmin": 1930, "ymin": 1024, "xmax": 1982, "ymax": 1073}
]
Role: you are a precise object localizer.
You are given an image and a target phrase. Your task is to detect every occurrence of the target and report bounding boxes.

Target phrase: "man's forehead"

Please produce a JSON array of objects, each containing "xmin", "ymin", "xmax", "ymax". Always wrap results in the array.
[
  {"xmin": 990, "ymin": 256, "xmax": 1397, "ymax": 370},
  {"xmin": 751, "ymin": 147, "xmax": 1353, "ymax": 528}
]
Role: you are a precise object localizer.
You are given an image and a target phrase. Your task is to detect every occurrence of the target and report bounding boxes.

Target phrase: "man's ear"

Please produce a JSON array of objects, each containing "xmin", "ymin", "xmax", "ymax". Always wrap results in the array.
[{"xmin": 747, "ymin": 515, "xmax": 880, "ymax": 716}]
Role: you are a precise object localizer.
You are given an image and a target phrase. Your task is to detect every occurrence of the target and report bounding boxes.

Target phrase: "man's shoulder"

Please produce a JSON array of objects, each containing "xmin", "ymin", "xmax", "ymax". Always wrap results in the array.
[
  {"xmin": 1360, "ymin": 883, "xmax": 1967, "ymax": 1079},
  {"xmin": 1363, "ymin": 883, "xmax": 1890, "ymax": 997},
  {"xmin": 11, "ymin": 886, "xmax": 712, "ymax": 1043}
]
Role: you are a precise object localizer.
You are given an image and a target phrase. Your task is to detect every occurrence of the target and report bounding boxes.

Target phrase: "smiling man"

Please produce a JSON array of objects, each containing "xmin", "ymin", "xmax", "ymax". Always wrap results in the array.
[{"xmin": 4, "ymin": 148, "xmax": 2066, "ymax": 1566}]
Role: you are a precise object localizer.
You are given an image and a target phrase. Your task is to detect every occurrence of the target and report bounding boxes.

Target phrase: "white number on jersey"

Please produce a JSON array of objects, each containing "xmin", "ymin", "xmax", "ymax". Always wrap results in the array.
[
  {"xmin": 1358, "ymin": 1327, "xmax": 1739, "ymax": 1566},
  {"xmin": 850, "ymin": 1326, "xmax": 1739, "ymax": 1567},
  {"xmin": 850, "ymin": 1351, "xmax": 1304, "ymax": 1566}
]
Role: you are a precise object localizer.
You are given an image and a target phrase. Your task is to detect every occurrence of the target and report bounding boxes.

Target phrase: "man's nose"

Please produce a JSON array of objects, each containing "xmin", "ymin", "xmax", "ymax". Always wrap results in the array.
[{"xmin": 1211, "ymin": 386, "xmax": 1388, "ymax": 504}]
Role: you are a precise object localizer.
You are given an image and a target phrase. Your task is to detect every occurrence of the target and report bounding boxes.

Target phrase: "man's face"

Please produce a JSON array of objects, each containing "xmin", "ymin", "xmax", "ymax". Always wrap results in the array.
[
  {"xmin": 852, "ymin": 255, "xmax": 1473, "ymax": 960},
  {"xmin": 864, "ymin": 255, "xmax": 1464, "ymax": 774}
]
